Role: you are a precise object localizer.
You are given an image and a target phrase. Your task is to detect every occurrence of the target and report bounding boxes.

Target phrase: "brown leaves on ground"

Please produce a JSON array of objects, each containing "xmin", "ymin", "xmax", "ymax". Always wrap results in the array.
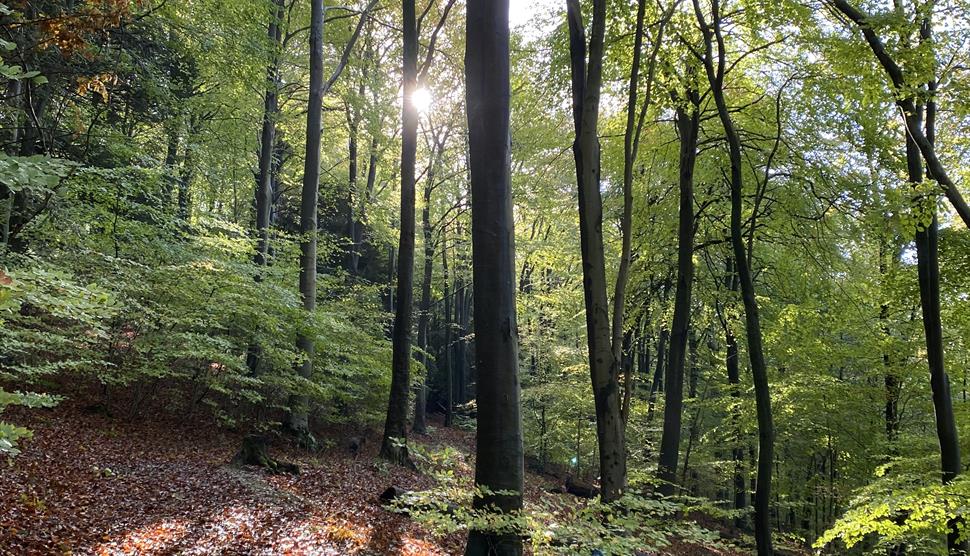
[
  {"xmin": 0, "ymin": 405, "xmax": 746, "ymax": 555},
  {"xmin": 0, "ymin": 404, "xmax": 457, "ymax": 555}
]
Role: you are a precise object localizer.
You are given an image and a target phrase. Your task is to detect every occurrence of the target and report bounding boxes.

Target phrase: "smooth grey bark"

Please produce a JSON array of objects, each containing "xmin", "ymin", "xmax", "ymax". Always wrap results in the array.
[
  {"xmin": 464, "ymin": 1, "xmax": 523, "ymax": 553},
  {"xmin": 289, "ymin": 0, "xmax": 372, "ymax": 442},
  {"xmin": 566, "ymin": 0, "xmax": 626, "ymax": 503},
  {"xmin": 657, "ymin": 96, "xmax": 699, "ymax": 497},
  {"xmin": 287, "ymin": 0, "xmax": 327, "ymax": 441}
]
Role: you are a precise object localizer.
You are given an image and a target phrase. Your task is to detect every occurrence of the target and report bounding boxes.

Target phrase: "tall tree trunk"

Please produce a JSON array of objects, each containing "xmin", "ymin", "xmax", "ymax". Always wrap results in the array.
[
  {"xmin": 658, "ymin": 97, "xmax": 699, "ymax": 497},
  {"xmin": 386, "ymin": 246, "xmax": 396, "ymax": 314},
  {"xmin": 464, "ymin": 1, "xmax": 523, "ymax": 552},
  {"xmin": 647, "ymin": 326, "xmax": 669, "ymax": 424},
  {"xmin": 178, "ymin": 128, "xmax": 194, "ymax": 222},
  {"xmin": 566, "ymin": 0, "xmax": 626, "ymax": 503},
  {"xmin": 442, "ymin": 224, "xmax": 454, "ymax": 427},
  {"xmin": 621, "ymin": 329, "xmax": 635, "ymax": 426},
  {"xmin": 346, "ymin": 104, "xmax": 360, "ymax": 274},
  {"xmin": 908, "ymin": 96, "xmax": 965, "ymax": 555},
  {"xmin": 350, "ymin": 22, "xmax": 378, "ymax": 277},
  {"xmin": 723, "ymin": 257, "xmax": 747, "ymax": 528},
  {"xmin": 351, "ymin": 136, "xmax": 378, "ymax": 275},
  {"xmin": 255, "ymin": 0, "xmax": 284, "ymax": 271},
  {"xmin": 244, "ymin": 0, "xmax": 285, "ymax": 399},
  {"xmin": 880, "ymin": 235, "xmax": 901, "ymax": 447},
  {"xmin": 412, "ymin": 170, "xmax": 435, "ymax": 434},
  {"xmin": 455, "ymin": 265, "xmax": 467, "ymax": 405},
  {"xmin": 693, "ymin": 1, "xmax": 773, "ymax": 551},
  {"xmin": 688, "ymin": 332, "xmax": 699, "ymax": 399},
  {"xmin": 380, "ymin": 0, "xmax": 419, "ymax": 465},
  {"xmin": 164, "ymin": 126, "xmax": 180, "ymax": 209},
  {"xmin": 6, "ymin": 81, "xmax": 49, "ymax": 252},
  {"xmin": 286, "ymin": 0, "xmax": 326, "ymax": 446}
]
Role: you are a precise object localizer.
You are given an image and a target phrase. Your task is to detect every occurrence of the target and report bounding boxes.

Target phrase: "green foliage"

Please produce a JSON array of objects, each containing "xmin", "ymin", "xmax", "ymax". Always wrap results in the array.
[
  {"xmin": 817, "ymin": 466, "xmax": 970, "ymax": 554},
  {"xmin": 0, "ymin": 389, "xmax": 58, "ymax": 457},
  {"xmin": 1, "ymin": 160, "xmax": 391, "ymax": 436},
  {"xmin": 389, "ymin": 443, "xmax": 722, "ymax": 556}
]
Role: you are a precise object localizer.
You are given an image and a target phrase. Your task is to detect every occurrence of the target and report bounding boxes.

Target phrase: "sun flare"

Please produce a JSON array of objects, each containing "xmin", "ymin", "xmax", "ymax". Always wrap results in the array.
[{"xmin": 410, "ymin": 87, "xmax": 432, "ymax": 113}]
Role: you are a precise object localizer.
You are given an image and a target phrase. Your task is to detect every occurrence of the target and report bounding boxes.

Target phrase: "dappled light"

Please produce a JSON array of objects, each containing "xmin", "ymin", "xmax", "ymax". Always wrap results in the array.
[{"xmin": 3, "ymin": 0, "xmax": 970, "ymax": 554}]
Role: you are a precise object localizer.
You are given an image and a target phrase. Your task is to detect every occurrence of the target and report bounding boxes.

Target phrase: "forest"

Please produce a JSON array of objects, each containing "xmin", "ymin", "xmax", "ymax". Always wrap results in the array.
[{"xmin": 1, "ymin": 0, "xmax": 970, "ymax": 554}]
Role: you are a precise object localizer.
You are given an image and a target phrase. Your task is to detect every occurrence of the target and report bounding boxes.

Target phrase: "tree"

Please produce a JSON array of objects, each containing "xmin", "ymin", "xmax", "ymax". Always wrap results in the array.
[
  {"xmin": 288, "ymin": 0, "xmax": 374, "ymax": 442},
  {"xmin": 829, "ymin": 3, "xmax": 967, "ymax": 551},
  {"xmin": 565, "ymin": 0, "xmax": 627, "ymax": 503},
  {"xmin": 412, "ymin": 123, "xmax": 451, "ymax": 434},
  {"xmin": 829, "ymin": 0, "xmax": 970, "ymax": 231},
  {"xmin": 657, "ymin": 86, "xmax": 699, "ymax": 496},
  {"xmin": 464, "ymin": 1, "xmax": 523, "ymax": 553},
  {"xmin": 380, "ymin": 0, "xmax": 420, "ymax": 464},
  {"xmin": 381, "ymin": 0, "xmax": 455, "ymax": 463},
  {"xmin": 692, "ymin": 0, "xmax": 774, "ymax": 552}
]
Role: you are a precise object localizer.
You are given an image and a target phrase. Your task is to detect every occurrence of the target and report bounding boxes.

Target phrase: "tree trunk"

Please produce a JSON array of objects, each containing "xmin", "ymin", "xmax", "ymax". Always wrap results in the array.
[
  {"xmin": 286, "ymin": 0, "xmax": 326, "ymax": 448},
  {"xmin": 693, "ymin": 1, "xmax": 773, "ymax": 551},
  {"xmin": 164, "ymin": 125, "xmax": 180, "ymax": 209},
  {"xmin": 464, "ymin": 1, "xmax": 523, "ymax": 552},
  {"xmin": 724, "ymin": 257, "xmax": 747, "ymax": 529},
  {"xmin": 351, "ymin": 136, "xmax": 378, "ymax": 275},
  {"xmin": 177, "ymin": 119, "xmax": 196, "ymax": 222},
  {"xmin": 442, "ymin": 225, "xmax": 454, "ymax": 427},
  {"xmin": 243, "ymin": 0, "xmax": 284, "ymax": 414},
  {"xmin": 658, "ymin": 98, "xmax": 699, "ymax": 497},
  {"xmin": 412, "ymin": 169, "xmax": 435, "ymax": 434},
  {"xmin": 566, "ymin": 0, "xmax": 626, "ymax": 503},
  {"xmin": 908, "ymin": 99, "xmax": 965, "ymax": 554},
  {"xmin": 346, "ymin": 104, "xmax": 360, "ymax": 274},
  {"xmin": 647, "ymin": 326, "xmax": 669, "ymax": 424},
  {"xmin": 380, "ymin": 0, "xmax": 419, "ymax": 466},
  {"xmin": 255, "ymin": 0, "xmax": 283, "ymax": 272},
  {"xmin": 455, "ymin": 260, "xmax": 471, "ymax": 404},
  {"xmin": 621, "ymin": 329, "xmax": 635, "ymax": 426}
]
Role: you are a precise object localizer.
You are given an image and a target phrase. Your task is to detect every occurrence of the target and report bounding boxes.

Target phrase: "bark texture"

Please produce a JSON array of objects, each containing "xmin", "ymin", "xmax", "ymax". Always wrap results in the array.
[
  {"xmin": 566, "ymin": 0, "xmax": 626, "ymax": 503},
  {"xmin": 381, "ymin": 0, "xmax": 419, "ymax": 465},
  {"xmin": 464, "ymin": 0, "xmax": 524, "ymax": 553},
  {"xmin": 657, "ymin": 97, "xmax": 699, "ymax": 496}
]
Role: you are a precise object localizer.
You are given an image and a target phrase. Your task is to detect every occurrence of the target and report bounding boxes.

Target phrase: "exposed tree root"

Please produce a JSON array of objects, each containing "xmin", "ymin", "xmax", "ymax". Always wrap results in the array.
[
  {"xmin": 232, "ymin": 434, "xmax": 300, "ymax": 475},
  {"xmin": 378, "ymin": 439, "xmax": 417, "ymax": 471}
]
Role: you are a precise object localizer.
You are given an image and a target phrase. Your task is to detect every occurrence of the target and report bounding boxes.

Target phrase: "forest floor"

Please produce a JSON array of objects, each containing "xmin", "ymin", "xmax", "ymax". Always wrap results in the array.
[{"xmin": 0, "ymin": 402, "xmax": 751, "ymax": 555}]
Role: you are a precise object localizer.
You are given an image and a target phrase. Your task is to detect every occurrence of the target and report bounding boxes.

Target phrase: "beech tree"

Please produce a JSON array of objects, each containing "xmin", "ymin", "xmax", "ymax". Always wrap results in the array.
[
  {"xmin": 5, "ymin": 0, "xmax": 970, "ymax": 553},
  {"xmin": 380, "ymin": 0, "xmax": 455, "ymax": 464},
  {"xmin": 288, "ymin": 0, "xmax": 373, "ymax": 442},
  {"xmin": 565, "ymin": 0, "xmax": 627, "ymax": 503},
  {"xmin": 464, "ymin": 1, "xmax": 523, "ymax": 554},
  {"xmin": 657, "ymin": 85, "xmax": 699, "ymax": 496},
  {"xmin": 693, "ymin": 0, "xmax": 775, "ymax": 552}
]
